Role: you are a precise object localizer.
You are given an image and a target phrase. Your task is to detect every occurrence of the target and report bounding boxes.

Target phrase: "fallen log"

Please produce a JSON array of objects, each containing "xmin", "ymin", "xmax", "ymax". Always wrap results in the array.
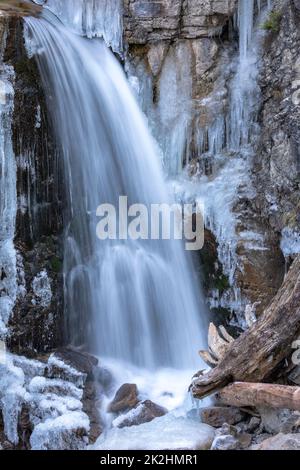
[
  {"xmin": 216, "ymin": 382, "xmax": 300, "ymax": 411},
  {"xmin": 191, "ymin": 255, "xmax": 300, "ymax": 399}
]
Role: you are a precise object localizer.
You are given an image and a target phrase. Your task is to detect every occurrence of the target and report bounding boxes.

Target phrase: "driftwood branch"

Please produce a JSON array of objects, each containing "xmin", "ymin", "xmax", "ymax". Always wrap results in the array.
[
  {"xmin": 191, "ymin": 255, "xmax": 300, "ymax": 399},
  {"xmin": 217, "ymin": 382, "xmax": 300, "ymax": 411},
  {"xmin": 199, "ymin": 323, "xmax": 233, "ymax": 367}
]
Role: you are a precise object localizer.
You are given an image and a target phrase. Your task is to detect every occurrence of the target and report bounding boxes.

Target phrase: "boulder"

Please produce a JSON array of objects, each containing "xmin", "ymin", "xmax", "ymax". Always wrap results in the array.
[
  {"xmin": 53, "ymin": 348, "xmax": 98, "ymax": 375},
  {"xmin": 254, "ymin": 433, "xmax": 300, "ymax": 451},
  {"xmin": 108, "ymin": 384, "xmax": 139, "ymax": 413},
  {"xmin": 211, "ymin": 434, "xmax": 241, "ymax": 451},
  {"xmin": 258, "ymin": 407, "xmax": 300, "ymax": 434},
  {"xmin": 211, "ymin": 422, "xmax": 252, "ymax": 450},
  {"xmin": 200, "ymin": 406, "xmax": 245, "ymax": 428},
  {"xmin": 113, "ymin": 400, "xmax": 167, "ymax": 428}
]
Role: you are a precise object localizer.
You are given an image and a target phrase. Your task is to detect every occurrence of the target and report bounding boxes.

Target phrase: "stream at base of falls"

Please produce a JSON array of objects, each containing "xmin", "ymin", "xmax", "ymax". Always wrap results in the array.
[{"xmin": 91, "ymin": 358, "xmax": 212, "ymax": 450}]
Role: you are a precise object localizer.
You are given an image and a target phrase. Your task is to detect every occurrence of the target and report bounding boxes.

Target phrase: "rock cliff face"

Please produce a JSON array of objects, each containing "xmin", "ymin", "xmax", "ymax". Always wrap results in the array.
[
  {"xmin": 255, "ymin": 0, "xmax": 300, "ymax": 263},
  {"xmin": 0, "ymin": 12, "xmax": 64, "ymax": 356},
  {"xmin": 124, "ymin": 0, "xmax": 237, "ymax": 43},
  {"xmin": 123, "ymin": 0, "xmax": 299, "ymax": 323}
]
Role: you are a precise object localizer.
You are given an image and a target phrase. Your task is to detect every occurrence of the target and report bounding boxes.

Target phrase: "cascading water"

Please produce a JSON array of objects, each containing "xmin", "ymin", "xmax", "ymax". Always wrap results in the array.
[
  {"xmin": 168, "ymin": 0, "xmax": 272, "ymax": 320},
  {"xmin": 24, "ymin": 10, "xmax": 206, "ymax": 371}
]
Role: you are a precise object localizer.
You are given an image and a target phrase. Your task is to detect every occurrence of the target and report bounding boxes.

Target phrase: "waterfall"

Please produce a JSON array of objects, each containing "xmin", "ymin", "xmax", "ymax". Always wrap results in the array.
[{"xmin": 24, "ymin": 10, "xmax": 205, "ymax": 370}]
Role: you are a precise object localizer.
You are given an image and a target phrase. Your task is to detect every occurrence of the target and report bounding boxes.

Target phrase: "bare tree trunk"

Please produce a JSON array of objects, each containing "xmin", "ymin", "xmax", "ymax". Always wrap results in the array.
[{"xmin": 191, "ymin": 255, "xmax": 300, "ymax": 399}]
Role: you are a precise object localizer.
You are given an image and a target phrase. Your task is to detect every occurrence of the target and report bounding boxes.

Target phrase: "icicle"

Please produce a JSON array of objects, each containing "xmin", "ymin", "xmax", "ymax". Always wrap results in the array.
[
  {"xmin": 41, "ymin": 0, "xmax": 124, "ymax": 53},
  {"xmin": 0, "ymin": 51, "xmax": 17, "ymax": 338},
  {"xmin": 238, "ymin": 0, "xmax": 254, "ymax": 61}
]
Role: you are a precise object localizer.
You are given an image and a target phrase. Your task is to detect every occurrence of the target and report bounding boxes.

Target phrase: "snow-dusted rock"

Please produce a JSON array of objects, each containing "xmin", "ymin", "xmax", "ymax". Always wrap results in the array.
[
  {"xmin": 113, "ymin": 400, "xmax": 167, "ymax": 428},
  {"xmin": 0, "ymin": 353, "xmax": 91, "ymax": 449},
  {"xmin": 30, "ymin": 411, "xmax": 89, "ymax": 450}
]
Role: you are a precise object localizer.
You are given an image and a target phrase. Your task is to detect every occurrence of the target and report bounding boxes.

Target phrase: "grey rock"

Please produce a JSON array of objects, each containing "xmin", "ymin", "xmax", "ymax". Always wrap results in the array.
[
  {"xmin": 259, "ymin": 407, "xmax": 300, "ymax": 434},
  {"xmin": 217, "ymin": 423, "xmax": 239, "ymax": 437},
  {"xmin": 289, "ymin": 366, "xmax": 300, "ymax": 385},
  {"xmin": 124, "ymin": 0, "xmax": 238, "ymax": 44},
  {"xmin": 246, "ymin": 417, "xmax": 261, "ymax": 433},
  {"xmin": 254, "ymin": 433, "xmax": 300, "ymax": 451},
  {"xmin": 211, "ymin": 434, "xmax": 241, "ymax": 450}
]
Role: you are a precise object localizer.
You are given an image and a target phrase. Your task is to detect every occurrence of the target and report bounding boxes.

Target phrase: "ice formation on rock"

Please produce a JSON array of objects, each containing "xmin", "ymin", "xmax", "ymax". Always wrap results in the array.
[
  {"xmin": 31, "ymin": 270, "xmax": 52, "ymax": 308},
  {"xmin": 0, "ymin": 46, "xmax": 17, "ymax": 338},
  {"xmin": 35, "ymin": 0, "xmax": 123, "ymax": 53},
  {"xmin": 0, "ymin": 353, "xmax": 90, "ymax": 449},
  {"xmin": 281, "ymin": 228, "xmax": 300, "ymax": 258}
]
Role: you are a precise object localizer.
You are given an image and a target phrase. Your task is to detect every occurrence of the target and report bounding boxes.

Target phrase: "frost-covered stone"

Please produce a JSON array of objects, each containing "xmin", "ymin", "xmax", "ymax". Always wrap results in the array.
[
  {"xmin": 281, "ymin": 228, "xmax": 300, "ymax": 258},
  {"xmin": 30, "ymin": 411, "xmax": 89, "ymax": 450},
  {"xmin": 46, "ymin": 354, "xmax": 87, "ymax": 388},
  {"xmin": 28, "ymin": 376, "xmax": 83, "ymax": 400},
  {"xmin": 113, "ymin": 400, "xmax": 167, "ymax": 428},
  {"xmin": 12, "ymin": 355, "xmax": 46, "ymax": 384},
  {"xmin": 0, "ymin": 358, "xmax": 26, "ymax": 444},
  {"xmin": 31, "ymin": 270, "xmax": 52, "ymax": 308},
  {"xmin": 0, "ymin": 353, "xmax": 90, "ymax": 449}
]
